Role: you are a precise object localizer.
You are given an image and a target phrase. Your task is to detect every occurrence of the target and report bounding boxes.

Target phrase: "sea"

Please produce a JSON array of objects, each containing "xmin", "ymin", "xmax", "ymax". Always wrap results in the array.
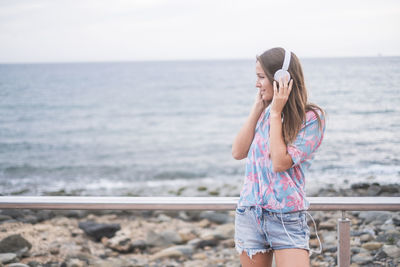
[{"xmin": 0, "ymin": 57, "xmax": 399, "ymax": 197}]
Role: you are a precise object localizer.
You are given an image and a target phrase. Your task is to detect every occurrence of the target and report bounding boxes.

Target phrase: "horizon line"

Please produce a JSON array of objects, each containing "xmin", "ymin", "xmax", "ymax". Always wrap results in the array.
[{"xmin": 1, "ymin": 54, "xmax": 399, "ymax": 65}]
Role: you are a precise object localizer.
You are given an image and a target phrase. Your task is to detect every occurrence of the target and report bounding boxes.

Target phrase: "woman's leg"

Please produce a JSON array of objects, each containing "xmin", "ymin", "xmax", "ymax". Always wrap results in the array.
[
  {"xmin": 274, "ymin": 248, "xmax": 310, "ymax": 267},
  {"xmin": 240, "ymin": 250, "xmax": 274, "ymax": 267}
]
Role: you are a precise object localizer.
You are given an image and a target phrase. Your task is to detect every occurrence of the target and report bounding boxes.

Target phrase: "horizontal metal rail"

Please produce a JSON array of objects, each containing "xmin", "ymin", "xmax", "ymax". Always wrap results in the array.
[
  {"xmin": 1, "ymin": 196, "xmax": 399, "ymax": 267},
  {"xmin": 0, "ymin": 196, "xmax": 399, "ymax": 210}
]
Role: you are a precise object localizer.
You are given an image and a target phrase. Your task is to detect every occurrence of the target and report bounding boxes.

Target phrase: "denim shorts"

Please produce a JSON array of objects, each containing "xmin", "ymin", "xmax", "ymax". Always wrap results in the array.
[{"xmin": 234, "ymin": 205, "xmax": 310, "ymax": 259}]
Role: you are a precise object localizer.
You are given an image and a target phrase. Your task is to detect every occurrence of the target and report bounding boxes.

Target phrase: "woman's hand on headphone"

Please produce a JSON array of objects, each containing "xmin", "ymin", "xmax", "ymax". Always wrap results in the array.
[
  {"xmin": 270, "ymin": 76, "xmax": 293, "ymax": 116},
  {"xmin": 254, "ymin": 88, "xmax": 269, "ymax": 113}
]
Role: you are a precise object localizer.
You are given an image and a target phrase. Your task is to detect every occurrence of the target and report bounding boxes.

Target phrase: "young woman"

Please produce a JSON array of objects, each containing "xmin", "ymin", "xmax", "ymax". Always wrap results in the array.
[{"xmin": 232, "ymin": 47, "xmax": 325, "ymax": 267}]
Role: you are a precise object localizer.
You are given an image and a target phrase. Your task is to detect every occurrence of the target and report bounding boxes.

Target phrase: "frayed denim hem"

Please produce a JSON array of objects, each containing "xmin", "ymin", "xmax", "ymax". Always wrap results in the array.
[{"xmin": 235, "ymin": 244, "xmax": 271, "ymax": 260}]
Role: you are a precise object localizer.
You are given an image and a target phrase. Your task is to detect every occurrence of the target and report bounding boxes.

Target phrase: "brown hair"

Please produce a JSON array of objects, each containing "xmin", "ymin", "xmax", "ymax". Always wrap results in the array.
[{"xmin": 256, "ymin": 47, "xmax": 324, "ymax": 144}]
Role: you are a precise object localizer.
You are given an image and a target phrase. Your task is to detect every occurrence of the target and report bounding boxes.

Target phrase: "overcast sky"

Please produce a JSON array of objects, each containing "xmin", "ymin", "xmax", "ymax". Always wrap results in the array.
[{"xmin": 0, "ymin": 0, "xmax": 399, "ymax": 63}]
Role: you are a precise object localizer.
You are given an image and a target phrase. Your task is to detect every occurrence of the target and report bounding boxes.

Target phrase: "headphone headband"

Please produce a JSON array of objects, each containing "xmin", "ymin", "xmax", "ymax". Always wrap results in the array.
[
  {"xmin": 273, "ymin": 48, "xmax": 291, "ymax": 82},
  {"xmin": 282, "ymin": 48, "xmax": 291, "ymax": 71}
]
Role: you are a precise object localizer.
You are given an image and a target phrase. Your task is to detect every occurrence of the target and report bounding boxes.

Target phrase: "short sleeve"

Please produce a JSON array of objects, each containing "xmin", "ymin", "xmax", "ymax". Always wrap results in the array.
[{"xmin": 287, "ymin": 109, "xmax": 325, "ymax": 167}]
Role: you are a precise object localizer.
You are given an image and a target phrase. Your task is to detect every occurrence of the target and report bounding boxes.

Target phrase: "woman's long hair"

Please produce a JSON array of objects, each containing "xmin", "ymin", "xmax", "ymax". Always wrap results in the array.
[{"xmin": 256, "ymin": 47, "xmax": 324, "ymax": 144}]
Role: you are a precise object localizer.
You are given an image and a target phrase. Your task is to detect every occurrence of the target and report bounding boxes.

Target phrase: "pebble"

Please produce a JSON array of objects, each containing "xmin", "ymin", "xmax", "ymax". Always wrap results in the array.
[
  {"xmin": 146, "ymin": 229, "xmax": 183, "ymax": 247},
  {"xmin": 0, "ymin": 234, "xmax": 31, "ymax": 256},
  {"xmin": 199, "ymin": 211, "xmax": 232, "ymax": 224},
  {"xmin": 361, "ymin": 241, "xmax": 383, "ymax": 251},
  {"xmin": 352, "ymin": 253, "xmax": 373, "ymax": 264},
  {"xmin": 319, "ymin": 220, "xmax": 336, "ymax": 231},
  {"xmin": 150, "ymin": 248, "xmax": 184, "ymax": 260},
  {"xmin": 65, "ymin": 258, "xmax": 86, "ymax": 267},
  {"xmin": 382, "ymin": 245, "xmax": 400, "ymax": 259},
  {"xmin": 7, "ymin": 264, "xmax": 30, "ymax": 267},
  {"xmin": 358, "ymin": 211, "xmax": 392, "ymax": 224},
  {"xmin": 0, "ymin": 253, "xmax": 17, "ymax": 264},
  {"xmin": 78, "ymin": 221, "xmax": 121, "ymax": 242},
  {"xmin": 321, "ymin": 231, "xmax": 336, "ymax": 245},
  {"xmin": 359, "ymin": 233, "xmax": 373, "ymax": 242},
  {"xmin": 178, "ymin": 228, "xmax": 197, "ymax": 242}
]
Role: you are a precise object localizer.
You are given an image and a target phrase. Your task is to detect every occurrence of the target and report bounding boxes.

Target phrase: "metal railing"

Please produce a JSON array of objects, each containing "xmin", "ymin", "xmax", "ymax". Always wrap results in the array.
[{"xmin": 1, "ymin": 196, "xmax": 399, "ymax": 267}]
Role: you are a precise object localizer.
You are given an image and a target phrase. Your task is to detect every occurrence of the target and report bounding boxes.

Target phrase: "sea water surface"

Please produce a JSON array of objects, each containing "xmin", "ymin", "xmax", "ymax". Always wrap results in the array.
[{"xmin": 0, "ymin": 57, "xmax": 399, "ymax": 196}]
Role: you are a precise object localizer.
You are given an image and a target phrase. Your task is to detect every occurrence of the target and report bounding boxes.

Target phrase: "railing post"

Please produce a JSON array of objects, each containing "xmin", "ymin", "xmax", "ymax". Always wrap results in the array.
[{"xmin": 337, "ymin": 210, "xmax": 351, "ymax": 267}]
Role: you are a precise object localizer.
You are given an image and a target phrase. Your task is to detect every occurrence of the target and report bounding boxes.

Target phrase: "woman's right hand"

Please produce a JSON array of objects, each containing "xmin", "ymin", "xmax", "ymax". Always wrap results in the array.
[{"xmin": 253, "ymin": 89, "xmax": 269, "ymax": 114}]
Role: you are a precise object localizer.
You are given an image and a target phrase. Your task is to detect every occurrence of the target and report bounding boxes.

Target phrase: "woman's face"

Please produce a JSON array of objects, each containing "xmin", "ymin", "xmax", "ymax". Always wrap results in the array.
[{"xmin": 256, "ymin": 60, "xmax": 274, "ymax": 102}]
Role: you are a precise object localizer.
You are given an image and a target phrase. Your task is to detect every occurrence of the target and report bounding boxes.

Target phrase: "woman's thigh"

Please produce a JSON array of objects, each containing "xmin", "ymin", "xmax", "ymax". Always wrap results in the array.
[
  {"xmin": 274, "ymin": 248, "xmax": 310, "ymax": 267},
  {"xmin": 240, "ymin": 250, "xmax": 274, "ymax": 267}
]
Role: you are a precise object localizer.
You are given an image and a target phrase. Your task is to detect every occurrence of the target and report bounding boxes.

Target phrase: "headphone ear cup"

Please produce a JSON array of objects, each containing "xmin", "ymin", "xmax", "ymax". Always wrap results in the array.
[{"xmin": 274, "ymin": 69, "xmax": 291, "ymax": 82}]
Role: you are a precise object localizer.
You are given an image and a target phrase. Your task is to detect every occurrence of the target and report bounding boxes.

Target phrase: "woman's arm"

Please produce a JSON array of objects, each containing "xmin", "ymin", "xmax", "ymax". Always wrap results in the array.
[
  {"xmin": 232, "ymin": 103, "xmax": 264, "ymax": 160},
  {"xmin": 269, "ymin": 78, "xmax": 294, "ymax": 172}
]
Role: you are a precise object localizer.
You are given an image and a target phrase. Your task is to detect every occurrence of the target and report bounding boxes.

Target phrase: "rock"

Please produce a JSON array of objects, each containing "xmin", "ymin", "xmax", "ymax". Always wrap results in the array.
[
  {"xmin": 361, "ymin": 242, "xmax": 383, "ymax": 251},
  {"xmin": 150, "ymin": 249, "xmax": 183, "ymax": 260},
  {"xmin": 359, "ymin": 233, "xmax": 373, "ymax": 242},
  {"xmin": 214, "ymin": 224, "xmax": 235, "ymax": 240},
  {"xmin": 192, "ymin": 252, "xmax": 207, "ymax": 260},
  {"xmin": 319, "ymin": 220, "xmax": 336, "ymax": 231},
  {"xmin": 65, "ymin": 258, "xmax": 86, "ymax": 267},
  {"xmin": 0, "ymin": 210, "xmax": 26, "ymax": 220},
  {"xmin": 42, "ymin": 261, "xmax": 59, "ymax": 267},
  {"xmin": 379, "ymin": 184, "xmax": 399, "ymax": 195},
  {"xmin": 8, "ymin": 264, "xmax": 30, "ymax": 267},
  {"xmin": 373, "ymin": 250, "xmax": 387, "ymax": 261},
  {"xmin": 199, "ymin": 224, "xmax": 234, "ymax": 241},
  {"xmin": 78, "ymin": 221, "xmax": 120, "ymax": 242},
  {"xmin": 178, "ymin": 228, "xmax": 197, "ymax": 242},
  {"xmin": 105, "ymin": 235, "xmax": 133, "ymax": 253},
  {"xmin": 350, "ymin": 237, "xmax": 361, "ymax": 247},
  {"xmin": 351, "ymin": 253, "xmax": 373, "ymax": 264},
  {"xmin": 178, "ymin": 211, "xmax": 190, "ymax": 221},
  {"xmin": 35, "ymin": 210, "xmax": 55, "ymax": 222},
  {"xmin": 156, "ymin": 213, "xmax": 171, "ymax": 222},
  {"xmin": 64, "ymin": 210, "xmax": 87, "ymax": 219},
  {"xmin": 146, "ymin": 230, "xmax": 183, "ymax": 247},
  {"xmin": 379, "ymin": 221, "xmax": 396, "ymax": 231},
  {"xmin": 376, "ymin": 229, "xmax": 400, "ymax": 244},
  {"xmin": 221, "ymin": 238, "xmax": 235, "ymax": 248},
  {"xmin": 309, "ymin": 238, "xmax": 320, "ymax": 248},
  {"xmin": 0, "ymin": 215, "xmax": 12, "ymax": 222},
  {"xmin": 92, "ymin": 257, "xmax": 145, "ymax": 267},
  {"xmin": 26, "ymin": 261, "xmax": 43, "ymax": 267},
  {"xmin": 0, "ymin": 253, "xmax": 17, "ymax": 264},
  {"xmin": 351, "ymin": 183, "xmax": 370, "ymax": 190},
  {"xmin": 322, "ymin": 244, "xmax": 337, "ymax": 253},
  {"xmin": 20, "ymin": 215, "xmax": 38, "ymax": 224},
  {"xmin": 199, "ymin": 211, "xmax": 231, "ymax": 224},
  {"xmin": 188, "ymin": 238, "xmax": 219, "ymax": 249},
  {"xmin": 321, "ymin": 232, "xmax": 336, "ymax": 245},
  {"xmin": 150, "ymin": 245, "xmax": 194, "ymax": 260},
  {"xmin": 130, "ymin": 239, "xmax": 147, "ymax": 252},
  {"xmin": 198, "ymin": 219, "xmax": 210, "ymax": 228},
  {"xmin": 382, "ymin": 245, "xmax": 400, "ymax": 258},
  {"xmin": 49, "ymin": 242, "xmax": 60, "ymax": 255},
  {"xmin": 0, "ymin": 234, "xmax": 32, "ymax": 256},
  {"xmin": 358, "ymin": 211, "xmax": 391, "ymax": 224},
  {"xmin": 367, "ymin": 184, "xmax": 381, "ymax": 196},
  {"xmin": 392, "ymin": 214, "xmax": 400, "ymax": 226}
]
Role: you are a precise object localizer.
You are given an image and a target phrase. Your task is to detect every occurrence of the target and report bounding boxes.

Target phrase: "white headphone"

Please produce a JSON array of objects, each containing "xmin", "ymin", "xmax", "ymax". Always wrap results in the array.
[{"xmin": 273, "ymin": 48, "xmax": 291, "ymax": 82}]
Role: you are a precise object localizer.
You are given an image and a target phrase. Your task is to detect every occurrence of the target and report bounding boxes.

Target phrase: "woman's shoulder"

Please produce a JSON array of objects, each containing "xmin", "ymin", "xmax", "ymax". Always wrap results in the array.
[
  {"xmin": 303, "ymin": 106, "xmax": 325, "ymax": 133},
  {"xmin": 305, "ymin": 106, "xmax": 325, "ymax": 123}
]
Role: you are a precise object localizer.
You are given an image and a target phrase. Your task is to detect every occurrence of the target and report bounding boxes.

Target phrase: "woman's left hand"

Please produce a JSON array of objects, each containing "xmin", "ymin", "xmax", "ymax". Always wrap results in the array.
[{"xmin": 270, "ymin": 76, "xmax": 293, "ymax": 116}]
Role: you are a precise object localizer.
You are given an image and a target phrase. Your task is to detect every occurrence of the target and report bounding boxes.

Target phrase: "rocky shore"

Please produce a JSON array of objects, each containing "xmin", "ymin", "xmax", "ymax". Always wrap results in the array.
[{"xmin": 0, "ymin": 182, "xmax": 399, "ymax": 267}]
